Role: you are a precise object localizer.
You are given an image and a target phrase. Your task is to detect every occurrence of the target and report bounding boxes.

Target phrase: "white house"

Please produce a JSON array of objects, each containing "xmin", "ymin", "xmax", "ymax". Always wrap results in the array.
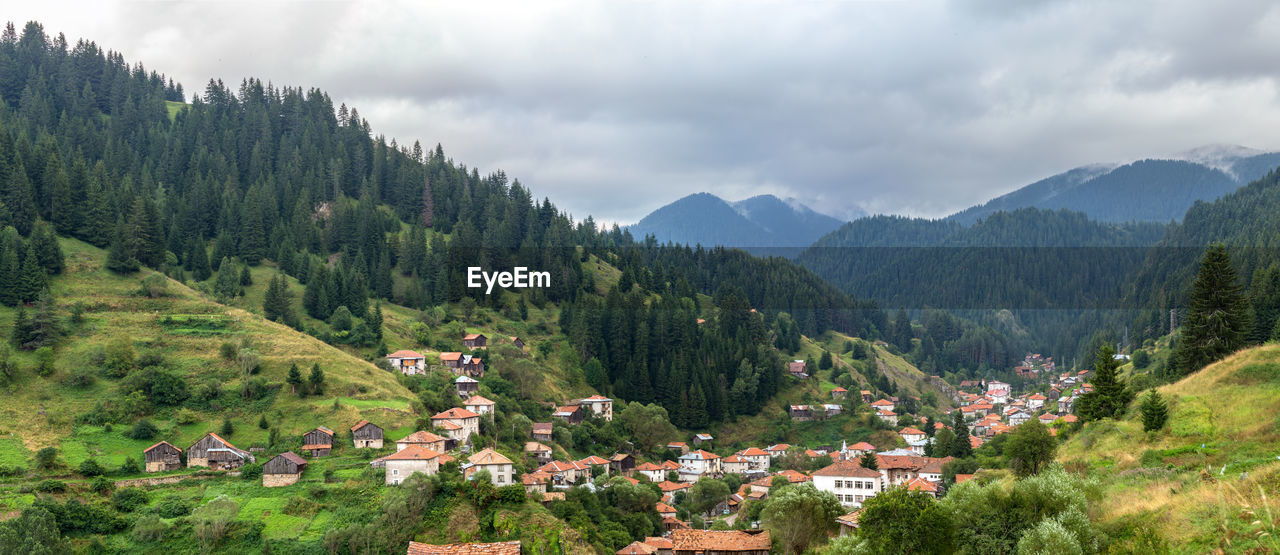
[
  {"xmin": 677, "ymin": 450, "xmax": 722, "ymax": 477},
  {"xmin": 1027, "ymin": 394, "xmax": 1046, "ymax": 410},
  {"xmin": 986, "ymin": 380, "xmax": 1011, "ymax": 396},
  {"xmin": 385, "ymin": 350, "xmax": 426, "ymax": 375},
  {"xmin": 578, "ymin": 395, "xmax": 614, "ymax": 421},
  {"xmin": 813, "ymin": 460, "xmax": 883, "ymax": 508},
  {"xmin": 736, "ymin": 448, "xmax": 771, "ymax": 471},
  {"xmin": 869, "ymin": 399, "xmax": 896, "ymax": 412},
  {"xmin": 722, "ymin": 455, "xmax": 752, "ymax": 475},
  {"xmin": 898, "ymin": 427, "xmax": 926, "ymax": 443},
  {"xmin": 464, "ymin": 448, "xmax": 514, "ymax": 485},
  {"xmin": 464, "ymin": 395, "xmax": 496, "ymax": 415},
  {"xmin": 384, "ymin": 445, "xmax": 441, "ymax": 485},
  {"xmin": 636, "ymin": 462, "xmax": 668, "ymax": 482},
  {"xmin": 1008, "ymin": 410, "xmax": 1031, "ymax": 426},
  {"xmin": 765, "ymin": 444, "xmax": 791, "ymax": 458},
  {"xmin": 431, "ymin": 407, "xmax": 481, "ymax": 443}
]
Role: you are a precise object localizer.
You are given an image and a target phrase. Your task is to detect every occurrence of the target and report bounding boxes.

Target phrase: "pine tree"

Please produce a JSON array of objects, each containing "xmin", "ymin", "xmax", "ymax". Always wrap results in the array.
[
  {"xmin": 30, "ymin": 223, "xmax": 63, "ymax": 275},
  {"xmin": 859, "ymin": 451, "xmax": 879, "ymax": 470},
  {"xmin": 78, "ymin": 162, "xmax": 113, "ymax": 247},
  {"xmin": 819, "ymin": 351, "xmax": 833, "ymax": 370},
  {"xmin": 15, "ymin": 244, "xmax": 47, "ymax": 303},
  {"xmin": 185, "ymin": 237, "xmax": 211, "ymax": 281},
  {"xmin": 213, "ymin": 257, "xmax": 240, "ymax": 300},
  {"xmin": 1140, "ymin": 390, "xmax": 1168, "ymax": 432},
  {"xmin": 4, "ymin": 160, "xmax": 36, "ymax": 236},
  {"xmin": 950, "ymin": 410, "xmax": 973, "ymax": 459},
  {"xmin": 220, "ymin": 418, "xmax": 234, "ymax": 437},
  {"xmin": 308, "ymin": 363, "xmax": 325, "ymax": 395},
  {"xmin": 421, "ymin": 174, "xmax": 433, "ymax": 228},
  {"xmin": 9, "ymin": 305, "xmax": 34, "ymax": 349},
  {"xmin": 47, "ymin": 158, "xmax": 76, "ymax": 235},
  {"xmin": 1174, "ymin": 243, "xmax": 1251, "ymax": 375},
  {"xmin": 286, "ymin": 363, "xmax": 304, "ymax": 395},
  {"xmin": 1076, "ymin": 344, "xmax": 1132, "ymax": 422},
  {"xmin": 263, "ymin": 273, "xmax": 287, "ymax": 321},
  {"xmin": 105, "ymin": 219, "xmax": 139, "ymax": 274},
  {"xmin": 368, "ymin": 301, "xmax": 383, "ymax": 343},
  {"xmin": 893, "ymin": 308, "xmax": 913, "ymax": 351},
  {"xmin": 0, "ymin": 239, "xmax": 18, "ymax": 306}
]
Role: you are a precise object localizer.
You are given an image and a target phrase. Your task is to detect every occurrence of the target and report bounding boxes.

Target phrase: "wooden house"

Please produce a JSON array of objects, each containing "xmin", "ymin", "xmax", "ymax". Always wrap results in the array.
[
  {"xmin": 143, "ymin": 441, "xmax": 182, "ymax": 473},
  {"xmin": 351, "ymin": 420, "xmax": 383, "ymax": 449},
  {"xmin": 789, "ymin": 405, "xmax": 814, "ymax": 422},
  {"xmin": 509, "ymin": 336, "xmax": 526, "ymax": 353},
  {"xmin": 610, "ymin": 453, "xmax": 637, "ymax": 475},
  {"xmin": 301, "ymin": 426, "xmax": 334, "ymax": 457},
  {"xmin": 462, "ymin": 333, "xmax": 488, "ymax": 349},
  {"xmin": 263, "ymin": 451, "xmax": 308, "ymax": 487},
  {"xmin": 186, "ymin": 433, "xmax": 253, "ymax": 470},
  {"xmin": 460, "ymin": 355, "xmax": 484, "ymax": 377},
  {"xmin": 455, "ymin": 375, "xmax": 479, "ymax": 398},
  {"xmin": 440, "ymin": 352, "xmax": 464, "ymax": 370},
  {"xmin": 531, "ymin": 422, "xmax": 554, "ymax": 442},
  {"xmin": 553, "ymin": 405, "xmax": 583, "ymax": 425}
]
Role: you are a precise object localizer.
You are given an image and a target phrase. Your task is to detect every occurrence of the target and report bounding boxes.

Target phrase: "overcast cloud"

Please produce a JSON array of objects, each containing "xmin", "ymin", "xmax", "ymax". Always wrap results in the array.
[{"xmin": 10, "ymin": 1, "xmax": 1280, "ymax": 225}]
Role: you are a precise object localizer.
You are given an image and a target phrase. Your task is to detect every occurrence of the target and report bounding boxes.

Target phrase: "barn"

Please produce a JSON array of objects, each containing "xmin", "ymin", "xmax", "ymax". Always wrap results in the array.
[
  {"xmin": 351, "ymin": 420, "xmax": 384, "ymax": 449},
  {"xmin": 143, "ymin": 441, "xmax": 182, "ymax": 472},
  {"xmin": 302, "ymin": 426, "xmax": 335, "ymax": 457},
  {"xmin": 263, "ymin": 451, "xmax": 308, "ymax": 487},
  {"xmin": 186, "ymin": 433, "xmax": 253, "ymax": 470}
]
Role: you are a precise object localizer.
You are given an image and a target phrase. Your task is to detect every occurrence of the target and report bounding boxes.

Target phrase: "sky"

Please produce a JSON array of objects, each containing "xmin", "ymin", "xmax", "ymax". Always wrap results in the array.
[{"xmin": 10, "ymin": 1, "xmax": 1280, "ymax": 225}]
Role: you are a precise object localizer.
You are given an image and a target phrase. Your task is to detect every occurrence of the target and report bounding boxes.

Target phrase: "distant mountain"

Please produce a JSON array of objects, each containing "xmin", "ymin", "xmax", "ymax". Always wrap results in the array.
[
  {"xmin": 626, "ymin": 192, "xmax": 846, "ymax": 251},
  {"xmin": 948, "ymin": 145, "xmax": 1280, "ymax": 224}
]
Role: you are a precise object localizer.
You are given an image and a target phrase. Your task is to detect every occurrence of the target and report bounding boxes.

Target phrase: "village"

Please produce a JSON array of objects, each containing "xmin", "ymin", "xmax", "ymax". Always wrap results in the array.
[{"xmin": 129, "ymin": 331, "xmax": 1092, "ymax": 555}]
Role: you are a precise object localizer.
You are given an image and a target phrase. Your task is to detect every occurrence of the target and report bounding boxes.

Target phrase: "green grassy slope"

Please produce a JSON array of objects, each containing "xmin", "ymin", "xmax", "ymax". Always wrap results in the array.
[{"xmin": 1058, "ymin": 344, "xmax": 1280, "ymax": 552}]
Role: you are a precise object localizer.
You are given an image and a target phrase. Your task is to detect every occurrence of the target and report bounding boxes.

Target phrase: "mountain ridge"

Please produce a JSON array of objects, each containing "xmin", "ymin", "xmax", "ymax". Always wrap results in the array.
[{"xmin": 626, "ymin": 192, "xmax": 846, "ymax": 251}]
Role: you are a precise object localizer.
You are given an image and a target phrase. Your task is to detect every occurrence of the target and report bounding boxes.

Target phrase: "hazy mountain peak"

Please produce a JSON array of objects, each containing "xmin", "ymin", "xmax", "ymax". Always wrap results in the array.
[{"xmin": 627, "ymin": 192, "xmax": 844, "ymax": 251}]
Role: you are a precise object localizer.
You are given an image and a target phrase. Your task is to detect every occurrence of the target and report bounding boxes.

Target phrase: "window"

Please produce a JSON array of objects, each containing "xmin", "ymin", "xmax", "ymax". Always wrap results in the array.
[
  {"xmin": 856, "ymin": 495, "xmax": 864, "ymax": 502},
  {"xmin": 392, "ymin": 469, "xmax": 399, "ymax": 475},
  {"xmin": 835, "ymin": 481, "xmax": 843, "ymax": 489}
]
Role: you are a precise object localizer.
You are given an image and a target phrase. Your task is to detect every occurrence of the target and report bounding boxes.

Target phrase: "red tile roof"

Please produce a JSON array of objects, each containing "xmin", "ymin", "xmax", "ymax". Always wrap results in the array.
[
  {"xmin": 432, "ymin": 407, "xmax": 480, "ymax": 420},
  {"xmin": 407, "ymin": 541, "xmax": 521, "ymax": 555},
  {"xmin": 384, "ymin": 445, "xmax": 442, "ymax": 461},
  {"xmin": 468, "ymin": 448, "xmax": 513, "ymax": 466},
  {"xmin": 670, "ymin": 530, "xmax": 771, "ymax": 552},
  {"xmin": 813, "ymin": 460, "xmax": 881, "ymax": 478},
  {"xmin": 463, "ymin": 395, "xmax": 495, "ymax": 406},
  {"xmin": 616, "ymin": 541, "xmax": 656, "ymax": 555},
  {"xmin": 399, "ymin": 431, "xmax": 446, "ymax": 444},
  {"xmin": 440, "ymin": 352, "xmax": 463, "ymax": 361},
  {"xmin": 738, "ymin": 447, "xmax": 769, "ymax": 457},
  {"xmin": 387, "ymin": 350, "xmax": 424, "ymax": 359}
]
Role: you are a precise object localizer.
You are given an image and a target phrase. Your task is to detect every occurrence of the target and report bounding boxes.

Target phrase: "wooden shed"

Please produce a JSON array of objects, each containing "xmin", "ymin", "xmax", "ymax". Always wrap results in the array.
[
  {"xmin": 263, "ymin": 451, "xmax": 308, "ymax": 487},
  {"xmin": 302, "ymin": 426, "xmax": 334, "ymax": 457},
  {"xmin": 143, "ymin": 441, "xmax": 182, "ymax": 472},
  {"xmin": 351, "ymin": 420, "xmax": 383, "ymax": 449},
  {"xmin": 187, "ymin": 433, "xmax": 253, "ymax": 470},
  {"xmin": 462, "ymin": 333, "xmax": 488, "ymax": 349}
]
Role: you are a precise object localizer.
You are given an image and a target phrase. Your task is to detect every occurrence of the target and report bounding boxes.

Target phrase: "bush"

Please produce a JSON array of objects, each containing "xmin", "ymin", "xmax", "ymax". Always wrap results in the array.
[
  {"xmin": 155, "ymin": 494, "xmax": 192, "ymax": 518},
  {"xmin": 240, "ymin": 463, "xmax": 262, "ymax": 481},
  {"xmin": 64, "ymin": 367, "xmax": 96, "ymax": 388},
  {"xmin": 127, "ymin": 419, "xmax": 158, "ymax": 440},
  {"xmin": 111, "ymin": 488, "xmax": 148, "ymax": 512},
  {"xmin": 90, "ymin": 476, "xmax": 114, "ymax": 495},
  {"xmin": 119, "ymin": 457, "xmax": 141, "ymax": 474},
  {"xmin": 175, "ymin": 408, "xmax": 199, "ymax": 425},
  {"xmin": 35, "ymin": 480, "xmax": 66, "ymax": 493},
  {"xmin": 219, "ymin": 341, "xmax": 238, "ymax": 361},
  {"xmin": 35, "ymin": 447, "xmax": 59, "ymax": 470},
  {"xmin": 78, "ymin": 459, "xmax": 105, "ymax": 477},
  {"xmin": 132, "ymin": 513, "xmax": 168, "ymax": 542}
]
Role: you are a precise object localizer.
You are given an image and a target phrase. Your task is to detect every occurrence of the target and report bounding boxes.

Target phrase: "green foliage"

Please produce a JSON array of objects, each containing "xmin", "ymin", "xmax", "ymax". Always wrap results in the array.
[
  {"xmin": 77, "ymin": 458, "xmax": 104, "ymax": 477},
  {"xmin": 35, "ymin": 479, "xmax": 66, "ymax": 493},
  {"xmin": 760, "ymin": 484, "xmax": 844, "ymax": 555},
  {"xmin": 34, "ymin": 446, "xmax": 58, "ymax": 470},
  {"xmin": 857, "ymin": 486, "xmax": 954, "ymax": 554},
  {"xmin": 940, "ymin": 466, "xmax": 1096, "ymax": 554},
  {"xmin": 132, "ymin": 513, "xmax": 169, "ymax": 543},
  {"xmin": 1076, "ymin": 344, "xmax": 1132, "ymax": 422},
  {"xmin": 1172, "ymin": 244, "xmax": 1252, "ymax": 375},
  {"xmin": 192, "ymin": 495, "xmax": 240, "ymax": 550},
  {"xmin": 308, "ymin": 363, "xmax": 326, "ymax": 395},
  {"xmin": 618, "ymin": 402, "xmax": 678, "ymax": 452},
  {"xmin": 0, "ymin": 507, "xmax": 67, "ymax": 553},
  {"xmin": 221, "ymin": 417, "xmax": 235, "ymax": 437},
  {"xmin": 686, "ymin": 477, "xmax": 731, "ymax": 516},
  {"xmin": 1131, "ymin": 350, "xmax": 1150, "ymax": 369},
  {"xmin": 1140, "ymin": 390, "xmax": 1169, "ymax": 432},
  {"xmin": 1004, "ymin": 420, "xmax": 1056, "ymax": 477},
  {"xmin": 819, "ymin": 350, "xmax": 834, "ymax": 370},
  {"xmin": 111, "ymin": 487, "xmax": 148, "ymax": 512}
]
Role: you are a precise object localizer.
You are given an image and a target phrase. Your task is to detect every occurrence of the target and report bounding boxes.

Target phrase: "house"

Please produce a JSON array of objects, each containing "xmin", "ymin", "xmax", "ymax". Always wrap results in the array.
[
  {"xmin": 836, "ymin": 510, "xmax": 862, "ymax": 535},
  {"xmin": 1038, "ymin": 413, "xmax": 1058, "ymax": 425},
  {"xmin": 637, "ymin": 462, "xmax": 668, "ymax": 482},
  {"xmin": 509, "ymin": 336, "xmax": 526, "ymax": 353},
  {"xmin": 579, "ymin": 395, "xmax": 614, "ymax": 421},
  {"xmin": 440, "ymin": 352, "xmax": 464, "ymax": 370},
  {"xmin": 789, "ymin": 405, "xmax": 814, "ymax": 422},
  {"xmin": 876, "ymin": 409, "xmax": 898, "ymax": 424},
  {"xmin": 618, "ymin": 541, "xmax": 657, "ymax": 555},
  {"xmin": 464, "ymin": 448, "xmax": 514, "ymax": 485},
  {"xmin": 736, "ymin": 448, "xmax": 771, "ymax": 471},
  {"xmin": 860, "ymin": 390, "xmax": 873, "ymax": 402},
  {"xmin": 765, "ymin": 444, "xmax": 791, "ymax": 458},
  {"xmin": 722, "ymin": 455, "xmax": 751, "ymax": 475},
  {"xmin": 692, "ymin": 433, "xmax": 713, "ymax": 446},
  {"xmin": 875, "ymin": 453, "xmax": 953, "ymax": 485},
  {"xmin": 532, "ymin": 422, "xmax": 554, "ymax": 442},
  {"xmin": 578, "ymin": 455, "xmax": 612, "ymax": 478},
  {"xmin": 610, "ymin": 453, "xmax": 637, "ymax": 475},
  {"xmin": 987, "ymin": 380, "xmax": 1011, "ymax": 395},
  {"xmin": 1027, "ymin": 393, "xmax": 1047, "ymax": 410},
  {"xmin": 525, "ymin": 442, "xmax": 553, "ymax": 464},
  {"xmin": 645, "ymin": 536, "xmax": 674, "ymax": 555},
  {"xmin": 397, "ymin": 431, "xmax": 447, "ymax": 454},
  {"xmin": 263, "ymin": 451, "xmax": 308, "ymax": 487},
  {"xmin": 667, "ymin": 441, "xmax": 689, "ymax": 455},
  {"xmin": 301, "ymin": 426, "xmax": 335, "ymax": 457},
  {"xmin": 814, "ymin": 459, "xmax": 883, "ymax": 508},
  {"xmin": 662, "ymin": 516, "xmax": 691, "ymax": 533},
  {"xmin": 553, "ymin": 405, "xmax": 584, "ymax": 425},
  {"xmin": 431, "ymin": 408, "xmax": 481, "ymax": 443},
  {"xmin": 351, "ymin": 421, "xmax": 384, "ymax": 449},
  {"xmin": 906, "ymin": 477, "xmax": 941, "ymax": 497},
  {"xmin": 521, "ymin": 471, "xmax": 553, "ymax": 494},
  {"xmin": 186, "ymin": 433, "xmax": 253, "ymax": 470},
  {"xmin": 454, "ymin": 376, "xmax": 479, "ymax": 398},
  {"xmin": 774, "ymin": 469, "xmax": 812, "ymax": 485},
  {"xmin": 831, "ymin": 386, "xmax": 848, "ymax": 399},
  {"xmin": 538, "ymin": 460, "xmax": 588, "ymax": 485},
  {"xmin": 842, "ymin": 441, "xmax": 877, "ymax": 459},
  {"xmin": 462, "ymin": 333, "xmax": 488, "ymax": 349},
  {"xmin": 384, "ymin": 445, "xmax": 442, "ymax": 485},
  {"xmin": 677, "ymin": 450, "xmax": 722, "ymax": 478},
  {"xmin": 655, "ymin": 502, "xmax": 678, "ymax": 519},
  {"xmin": 143, "ymin": 441, "xmax": 182, "ymax": 472},
  {"xmin": 899, "ymin": 427, "xmax": 926, "ymax": 443},
  {"xmin": 385, "ymin": 350, "xmax": 426, "ymax": 375},
  {"xmin": 869, "ymin": 399, "xmax": 896, "ymax": 412},
  {"xmin": 406, "ymin": 541, "xmax": 521, "ymax": 555},
  {"xmin": 463, "ymin": 395, "xmax": 496, "ymax": 415},
  {"xmin": 788, "ymin": 360, "xmax": 807, "ymax": 376},
  {"xmin": 1008, "ymin": 410, "xmax": 1031, "ymax": 426},
  {"xmin": 670, "ymin": 530, "xmax": 771, "ymax": 555}
]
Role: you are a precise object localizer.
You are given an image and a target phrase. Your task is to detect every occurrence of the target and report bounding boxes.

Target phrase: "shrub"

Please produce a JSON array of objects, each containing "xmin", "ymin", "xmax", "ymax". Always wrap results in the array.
[
  {"xmin": 111, "ymin": 487, "xmax": 148, "ymax": 512},
  {"xmin": 34, "ymin": 347, "xmax": 55, "ymax": 377},
  {"xmin": 127, "ymin": 419, "xmax": 158, "ymax": 440},
  {"xmin": 35, "ymin": 447, "xmax": 58, "ymax": 469},
  {"xmin": 132, "ymin": 513, "xmax": 168, "ymax": 542},
  {"xmin": 35, "ymin": 480, "xmax": 66, "ymax": 493},
  {"xmin": 174, "ymin": 408, "xmax": 199, "ymax": 425},
  {"xmin": 119, "ymin": 457, "xmax": 141, "ymax": 475},
  {"xmin": 219, "ymin": 341, "xmax": 238, "ymax": 361},
  {"xmin": 64, "ymin": 367, "xmax": 96, "ymax": 388},
  {"xmin": 90, "ymin": 476, "xmax": 114, "ymax": 495},
  {"xmin": 282, "ymin": 496, "xmax": 320, "ymax": 518},
  {"xmin": 240, "ymin": 463, "xmax": 262, "ymax": 481},
  {"xmin": 78, "ymin": 459, "xmax": 105, "ymax": 477},
  {"xmin": 155, "ymin": 494, "xmax": 191, "ymax": 518}
]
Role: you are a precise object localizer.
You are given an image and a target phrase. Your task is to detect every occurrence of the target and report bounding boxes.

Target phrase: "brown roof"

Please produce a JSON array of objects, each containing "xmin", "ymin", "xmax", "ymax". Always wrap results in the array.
[
  {"xmin": 658, "ymin": 481, "xmax": 692, "ymax": 492},
  {"xmin": 644, "ymin": 537, "xmax": 673, "ymax": 549},
  {"xmin": 655, "ymin": 502, "xmax": 677, "ymax": 513},
  {"xmin": 301, "ymin": 443, "xmax": 333, "ymax": 450},
  {"xmin": 440, "ymin": 352, "xmax": 463, "ymax": 361},
  {"xmin": 433, "ymin": 407, "xmax": 480, "ymax": 420},
  {"xmin": 532, "ymin": 422, "xmax": 553, "ymax": 433},
  {"xmin": 849, "ymin": 441, "xmax": 877, "ymax": 451},
  {"xmin": 384, "ymin": 445, "xmax": 442, "ymax": 461},
  {"xmin": 954, "ymin": 473, "xmax": 975, "ymax": 484},
  {"xmin": 350, "ymin": 420, "xmax": 376, "ymax": 432},
  {"xmin": 524, "ymin": 442, "xmax": 552, "ymax": 453},
  {"xmin": 463, "ymin": 333, "xmax": 484, "ymax": 340},
  {"xmin": 775, "ymin": 469, "xmax": 811, "ymax": 483},
  {"xmin": 836, "ymin": 510, "xmax": 862, "ymax": 527},
  {"xmin": 144, "ymin": 441, "xmax": 179, "ymax": 453},
  {"xmin": 579, "ymin": 455, "xmax": 612, "ymax": 465},
  {"xmin": 906, "ymin": 477, "xmax": 939, "ymax": 493},
  {"xmin": 670, "ymin": 530, "xmax": 771, "ymax": 552},
  {"xmin": 407, "ymin": 541, "xmax": 521, "ymax": 555},
  {"xmin": 468, "ymin": 448, "xmax": 514, "ymax": 466},
  {"xmin": 273, "ymin": 451, "xmax": 308, "ymax": 468},
  {"xmin": 463, "ymin": 395, "xmax": 495, "ymax": 406},
  {"xmin": 521, "ymin": 471, "xmax": 553, "ymax": 485},
  {"xmin": 399, "ymin": 431, "xmax": 446, "ymax": 444},
  {"xmin": 617, "ymin": 541, "xmax": 657, "ymax": 555},
  {"xmin": 388, "ymin": 350, "xmax": 425, "ymax": 359},
  {"xmin": 635, "ymin": 462, "xmax": 664, "ymax": 472},
  {"xmin": 813, "ymin": 460, "xmax": 881, "ymax": 478}
]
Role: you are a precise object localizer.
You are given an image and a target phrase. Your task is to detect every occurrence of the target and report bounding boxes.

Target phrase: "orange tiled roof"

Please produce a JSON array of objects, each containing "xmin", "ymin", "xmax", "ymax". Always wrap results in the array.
[
  {"xmin": 384, "ymin": 445, "xmax": 442, "ymax": 461},
  {"xmin": 670, "ymin": 530, "xmax": 771, "ymax": 552},
  {"xmin": 407, "ymin": 541, "xmax": 521, "ymax": 555},
  {"xmin": 433, "ymin": 407, "xmax": 480, "ymax": 420}
]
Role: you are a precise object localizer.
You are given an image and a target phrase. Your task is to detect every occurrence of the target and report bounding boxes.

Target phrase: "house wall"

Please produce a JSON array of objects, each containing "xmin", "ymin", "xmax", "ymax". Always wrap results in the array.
[
  {"xmin": 354, "ymin": 438, "xmax": 383, "ymax": 449},
  {"xmin": 263, "ymin": 472, "xmax": 301, "ymax": 487},
  {"xmin": 386, "ymin": 459, "xmax": 438, "ymax": 485},
  {"xmin": 145, "ymin": 460, "xmax": 181, "ymax": 473},
  {"xmin": 814, "ymin": 475, "xmax": 881, "ymax": 508}
]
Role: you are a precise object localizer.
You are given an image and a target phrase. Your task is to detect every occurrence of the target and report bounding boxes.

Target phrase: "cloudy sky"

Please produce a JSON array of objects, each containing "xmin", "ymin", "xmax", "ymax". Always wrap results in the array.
[{"xmin": 11, "ymin": 1, "xmax": 1280, "ymax": 224}]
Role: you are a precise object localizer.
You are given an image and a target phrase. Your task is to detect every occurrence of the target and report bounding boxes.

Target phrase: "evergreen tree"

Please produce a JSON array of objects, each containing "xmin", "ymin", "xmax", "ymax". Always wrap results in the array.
[
  {"xmin": 308, "ymin": 363, "xmax": 325, "ymax": 395},
  {"xmin": 213, "ymin": 257, "xmax": 240, "ymax": 300},
  {"xmin": 1140, "ymin": 390, "xmax": 1168, "ymax": 432},
  {"xmin": 368, "ymin": 301, "xmax": 383, "ymax": 343},
  {"xmin": 0, "ymin": 238, "xmax": 18, "ymax": 306},
  {"xmin": 4, "ymin": 161, "xmax": 36, "ymax": 236},
  {"xmin": 79, "ymin": 164, "xmax": 112, "ymax": 247},
  {"xmin": 859, "ymin": 451, "xmax": 879, "ymax": 470},
  {"xmin": 239, "ymin": 265, "xmax": 252, "ymax": 287},
  {"xmin": 105, "ymin": 219, "xmax": 139, "ymax": 274},
  {"xmin": 1173, "ymin": 243, "xmax": 1252, "ymax": 375},
  {"xmin": 220, "ymin": 418, "xmax": 234, "ymax": 437},
  {"xmin": 263, "ymin": 274, "xmax": 289, "ymax": 322},
  {"xmin": 818, "ymin": 351, "xmax": 833, "ymax": 370},
  {"xmin": 893, "ymin": 308, "xmax": 913, "ymax": 351},
  {"xmin": 30, "ymin": 223, "xmax": 63, "ymax": 275},
  {"xmin": 1076, "ymin": 344, "xmax": 1132, "ymax": 422},
  {"xmin": 15, "ymin": 244, "xmax": 47, "ymax": 303},
  {"xmin": 286, "ymin": 363, "xmax": 304, "ymax": 395},
  {"xmin": 185, "ymin": 238, "xmax": 211, "ymax": 281},
  {"xmin": 950, "ymin": 410, "xmax": 973, "ymax": 459},
  {"xmin": 9, "ymin": 305, "xmax": 34, "ymax": 349}
]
